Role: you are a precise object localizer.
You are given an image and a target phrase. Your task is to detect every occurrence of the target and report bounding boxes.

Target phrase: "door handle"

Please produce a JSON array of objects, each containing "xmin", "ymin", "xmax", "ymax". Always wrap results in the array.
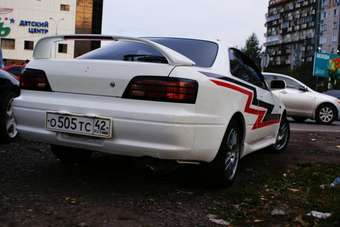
[{"xmin": 280, "ymin": 90, "xmax": 288, "ymax": 95}]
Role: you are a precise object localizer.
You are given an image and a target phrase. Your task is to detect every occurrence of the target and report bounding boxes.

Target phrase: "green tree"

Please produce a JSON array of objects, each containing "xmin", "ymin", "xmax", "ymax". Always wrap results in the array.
[{"xmin": 242, "ymin": 33, "xmax": 262, "ymax": 67}]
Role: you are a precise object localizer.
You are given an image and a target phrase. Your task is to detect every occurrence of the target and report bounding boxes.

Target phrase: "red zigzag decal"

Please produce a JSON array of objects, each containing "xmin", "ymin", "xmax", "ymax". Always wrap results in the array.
[{"xmin": 210, "ymin": 79, "xmax": 280, "ymax": 130}]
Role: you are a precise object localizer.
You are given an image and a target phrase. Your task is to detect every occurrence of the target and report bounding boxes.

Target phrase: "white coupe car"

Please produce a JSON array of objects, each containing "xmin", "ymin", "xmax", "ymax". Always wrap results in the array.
[{"xmin": 13, "ymin": 35, "xmax": 289, "ymax": 186}]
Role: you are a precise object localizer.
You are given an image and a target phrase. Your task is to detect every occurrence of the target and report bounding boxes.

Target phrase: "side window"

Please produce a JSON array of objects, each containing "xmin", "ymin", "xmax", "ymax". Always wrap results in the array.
[
  {"xmin": 263, "ymin": 74, "xmax": 275, "ymax": 87},
  {"xmin": 229, "ymin": 48, "xmax": 267, "ymax": 90},
  {"xmin": 229, "ymin": 50, "xmax": 251, "ymax": 82},
  {"xmin": 276, "ymin": 76, "xmax": 301, "ymax": 89},
  {"xmin": 245, "ymin": 65, "xmax": 267, "ymax": 89}
]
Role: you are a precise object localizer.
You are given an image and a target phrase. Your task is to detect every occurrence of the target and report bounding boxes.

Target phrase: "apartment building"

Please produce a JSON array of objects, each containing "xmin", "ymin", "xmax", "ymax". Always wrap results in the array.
[
  {"xmin": 265, "ymin": 0, "xmax": 319, "ymax": 69},
  {"xmin": 319, "ymin": 0, "xmax": 340, "ymax": 53}
]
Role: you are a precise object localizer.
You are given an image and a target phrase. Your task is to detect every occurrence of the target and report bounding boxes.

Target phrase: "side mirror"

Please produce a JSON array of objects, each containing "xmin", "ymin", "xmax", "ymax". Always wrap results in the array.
[
  {"xmin": 270, "ymin": 80, "xmax": 286, "ymax": 90},
  {"xmin": 298, "ymin": 86, "xmax": 308, "ymax": 92}
]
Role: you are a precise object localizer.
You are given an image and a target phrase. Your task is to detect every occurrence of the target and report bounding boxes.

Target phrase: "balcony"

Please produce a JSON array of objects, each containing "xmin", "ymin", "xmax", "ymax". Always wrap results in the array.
[
  {"xmin": 265, "ymin": 35, "xmax": 283, "ymax": 46},
  {"xmin": 266, "ymin": 14, "xmax": 280, "ymax": 22}
]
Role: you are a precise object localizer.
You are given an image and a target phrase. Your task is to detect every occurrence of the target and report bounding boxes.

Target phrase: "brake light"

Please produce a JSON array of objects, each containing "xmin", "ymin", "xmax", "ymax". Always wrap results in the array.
[
  {"xmin": 20, "ymin": 68, "xmax": 52, "ymax": 91},
  {"xmin": 123, "ymin": 76, "xmax": 198, "ymax": 104}
]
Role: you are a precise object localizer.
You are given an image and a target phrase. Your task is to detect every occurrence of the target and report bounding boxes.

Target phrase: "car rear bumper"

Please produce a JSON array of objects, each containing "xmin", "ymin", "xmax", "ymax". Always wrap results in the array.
[{"xmin": 13, "ymin": 91, "xmax": 227, "ymax": 163}]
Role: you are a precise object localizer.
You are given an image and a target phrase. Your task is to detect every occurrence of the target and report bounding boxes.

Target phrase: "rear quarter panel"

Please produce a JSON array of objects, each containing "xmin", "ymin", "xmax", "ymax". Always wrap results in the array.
[{"xmin": 169, "ymin": 66, "xmax": 248, "ymax": 159}]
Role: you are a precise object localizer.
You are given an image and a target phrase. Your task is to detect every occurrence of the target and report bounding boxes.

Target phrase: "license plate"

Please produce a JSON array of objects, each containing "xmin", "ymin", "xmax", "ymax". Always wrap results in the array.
[{"xmin": 46, "ymin": 112, "xmax": 112, "ymax": 139}]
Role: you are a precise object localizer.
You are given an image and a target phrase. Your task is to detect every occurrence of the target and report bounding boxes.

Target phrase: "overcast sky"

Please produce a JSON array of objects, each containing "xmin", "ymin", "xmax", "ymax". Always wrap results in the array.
[{"xmin": 103, "ymin": 0, "xmax": 268, "ymax": 48}]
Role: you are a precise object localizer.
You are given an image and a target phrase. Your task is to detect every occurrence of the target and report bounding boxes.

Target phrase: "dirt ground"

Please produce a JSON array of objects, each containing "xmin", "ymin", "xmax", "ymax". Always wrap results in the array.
[{"xmin": 0, "ymin": 131, "xmax": 339, "ymax": 227}]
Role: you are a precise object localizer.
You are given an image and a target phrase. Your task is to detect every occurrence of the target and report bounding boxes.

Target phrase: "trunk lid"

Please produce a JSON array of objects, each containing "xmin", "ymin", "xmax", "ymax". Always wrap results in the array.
[{"xmin": 28, "ymin": 59, "xmax": 175, "ymax": 97}]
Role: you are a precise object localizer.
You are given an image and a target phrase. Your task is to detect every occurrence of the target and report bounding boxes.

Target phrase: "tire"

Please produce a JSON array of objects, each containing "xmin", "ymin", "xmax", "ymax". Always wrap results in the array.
[
  {"xmin": 316, "ymin": 103, "xmax": 337, "ymax": 125},
  {"xmin": 207, "ymin": 119, "xmax": 242, "ymax": 187},
  {"xmin": 292, "ymin": 117, "xmax": 307, "ymax": 123},
  {"xmin": 0, "ymin": 91, "xmax": 18, "ymax": 144},
  {"xmin": 51, "ymin": 145, "xmax": 93, "ymax": 163},
  {"xmin": 270, "ymin": 115, "xmax": 290, "ymax": 152}
]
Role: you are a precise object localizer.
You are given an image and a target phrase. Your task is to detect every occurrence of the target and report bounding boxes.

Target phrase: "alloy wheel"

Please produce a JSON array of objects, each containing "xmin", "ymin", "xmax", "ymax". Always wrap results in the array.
[
  {"xmin": 224, "ymin": 128, "xmax": 240, "ymax": 181},
  {"xmin": 274, "ymin": 119, "xmax": 289, "ymax": 151},
  {"xmin": 5, "ymin": 98, "xmax": 18, "ymax": 139},
  {"xmin": 319, "ymin": 106, "xmax": 334, "ymax": 123}
]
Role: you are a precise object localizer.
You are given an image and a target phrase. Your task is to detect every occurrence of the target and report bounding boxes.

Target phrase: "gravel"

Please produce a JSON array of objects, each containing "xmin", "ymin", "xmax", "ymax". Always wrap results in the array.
[{"xmin": 0, "ymin": 131, "xmax": 339, "ymax": 226}]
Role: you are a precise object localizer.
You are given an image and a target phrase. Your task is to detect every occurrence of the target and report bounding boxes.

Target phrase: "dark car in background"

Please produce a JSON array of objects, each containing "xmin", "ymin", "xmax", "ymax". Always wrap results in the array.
[
  {"xmin": 2, "ymin": 64, "xmax": 25, "ymax": 80},
  {"xmin": 0, "ymin": 69, "xmax": 20, "ymax": 143},
  {"xmin": 324, "ymin": 90, "xmax": 340, "ymax": 100}
]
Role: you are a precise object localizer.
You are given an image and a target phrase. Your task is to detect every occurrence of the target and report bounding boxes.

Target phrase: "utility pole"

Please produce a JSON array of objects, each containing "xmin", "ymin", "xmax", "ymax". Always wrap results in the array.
[{"xmin": 314, "ymin": 0, "xmax": 322, "ymax": 90}]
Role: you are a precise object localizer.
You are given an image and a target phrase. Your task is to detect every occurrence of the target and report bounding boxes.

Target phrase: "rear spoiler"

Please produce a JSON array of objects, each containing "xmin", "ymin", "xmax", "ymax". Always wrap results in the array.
[{"xmin": 33, "ymin": 34, "xmax": 195, "ymax": 66}]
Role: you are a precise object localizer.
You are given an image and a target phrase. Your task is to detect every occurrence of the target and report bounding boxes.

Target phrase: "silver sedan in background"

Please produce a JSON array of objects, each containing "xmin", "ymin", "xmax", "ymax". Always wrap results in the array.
[{"xmin": 263, "ymin": 72, "xmax": 340, "ymax": 124}]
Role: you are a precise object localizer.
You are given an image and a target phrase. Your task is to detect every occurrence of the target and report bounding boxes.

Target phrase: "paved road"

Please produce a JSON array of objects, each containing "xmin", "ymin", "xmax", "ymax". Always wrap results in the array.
[{"xmin": 290, "ymin": 120, "xmax": 340, "ymax": 132}]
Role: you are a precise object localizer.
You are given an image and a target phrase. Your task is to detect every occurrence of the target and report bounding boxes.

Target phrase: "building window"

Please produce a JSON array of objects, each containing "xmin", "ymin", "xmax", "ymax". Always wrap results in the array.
[
  {"xmin": 58, "ymin": 43, "xmax": 68, "ymax": 53},
  {"xmin": 1, "ymin": 38, "xmax": 15, "ymax": 50},
  {"xmin": 333, "ymin": 33, "xmax": 338, "ymax": 42},
  {"xmin": 24, "ymin": 40, "xmax": 34, "ymax": 50},
  {"xmin": 60, "ymin": 4, "xmax": 70, "ymax": 11}
]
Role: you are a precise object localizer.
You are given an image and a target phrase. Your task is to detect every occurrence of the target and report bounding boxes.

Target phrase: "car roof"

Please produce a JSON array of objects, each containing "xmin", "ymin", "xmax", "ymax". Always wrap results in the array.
[
  {"xmin": 262, "ymin": 72, "xmax": 315, "ymax": 90},
  {"xmin": 262, "ymin": 72, "xmax": 294, "ymax": 79},
  {"xmin": 144, "ymin": 36, "xmax": 222, "ymax": 44}
]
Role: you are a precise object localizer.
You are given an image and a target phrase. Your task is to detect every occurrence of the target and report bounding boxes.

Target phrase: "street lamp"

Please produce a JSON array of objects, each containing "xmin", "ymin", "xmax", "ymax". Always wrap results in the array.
[{"xmin": 49, "ymin": 17, "xmax": 64, "ymax": 35}]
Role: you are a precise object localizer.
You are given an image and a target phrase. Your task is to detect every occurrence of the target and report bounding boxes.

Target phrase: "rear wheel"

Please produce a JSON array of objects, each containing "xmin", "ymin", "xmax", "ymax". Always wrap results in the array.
[
  {"xmin": 270, "ymin": 116, "xmax": 290, "ymax": 152},
  {"xmin": 207, "ymin": 120, "xmax": 242, "ymax": 187},
  {"xmin": 0, "ymin": 92, "xmax": 18, "ymax": 144},
  {"xmin": 51, "ymin": 145, "xmax": 93, "ymax": 163},
  {"xmin": 316, "ymin": 104, "xmax": 337, "ymax": 125}
]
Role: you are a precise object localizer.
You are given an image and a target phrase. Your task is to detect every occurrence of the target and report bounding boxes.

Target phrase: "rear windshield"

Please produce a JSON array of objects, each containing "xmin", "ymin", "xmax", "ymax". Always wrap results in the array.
[{"xmin": 78, "ymin": 38, "xmax": 218, "ymax": 67}]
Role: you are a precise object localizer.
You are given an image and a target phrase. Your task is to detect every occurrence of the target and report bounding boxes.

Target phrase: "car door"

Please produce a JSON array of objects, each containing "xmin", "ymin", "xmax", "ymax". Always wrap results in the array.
[
  {"xmin": 273, "ymin": 76, "xmax": 316, "ymax": 118},
  {"xmin": 229, "ymin": 49, "xmax": 280, "ymax": 143}
]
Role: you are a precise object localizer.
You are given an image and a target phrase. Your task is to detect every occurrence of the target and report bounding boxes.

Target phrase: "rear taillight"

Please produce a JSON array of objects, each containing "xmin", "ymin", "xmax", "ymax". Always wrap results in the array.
[
  {"xmin": 123, "ymin": 76, "xmax": 198, "ymax": 104},
  {"xmin": 20, "ymin": 68, "xmax": 52, "ymax": 91}
]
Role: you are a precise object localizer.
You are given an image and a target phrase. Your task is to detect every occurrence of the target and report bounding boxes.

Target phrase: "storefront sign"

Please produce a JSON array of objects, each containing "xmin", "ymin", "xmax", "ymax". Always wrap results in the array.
[
  {"xmin": 0, "ymin": 22, "xmax": 10, "ymax": 37},
  {"xmin": 19, "ymin": 20, "xmax": 49, "ymax": 34},
  {"xmin": 0, "ymin": 8, "xmax": 14, "ymax": 37},
  {"xmin": 0, "ymin": 17, "xmax": 15, "ymax": 37},
  {"xmin": 0, "ymin": 7, "xmax": 50, "ymax": 36}
]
